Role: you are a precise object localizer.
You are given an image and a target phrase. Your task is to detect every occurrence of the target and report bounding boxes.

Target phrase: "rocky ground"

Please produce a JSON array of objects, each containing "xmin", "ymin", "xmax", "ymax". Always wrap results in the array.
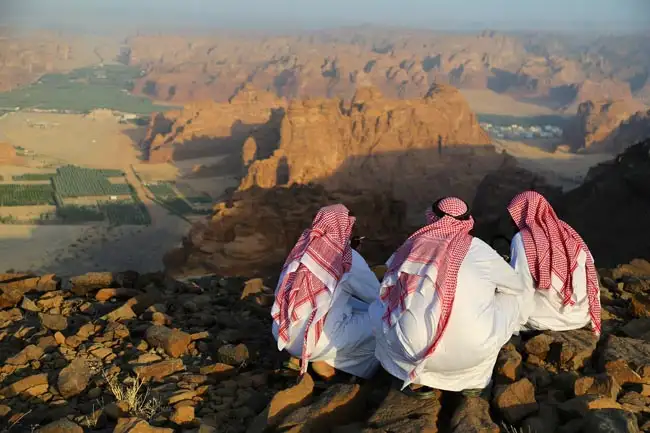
[{"xmin": 2, "ymin": 258, "xmax": 650, "ymax": 432}]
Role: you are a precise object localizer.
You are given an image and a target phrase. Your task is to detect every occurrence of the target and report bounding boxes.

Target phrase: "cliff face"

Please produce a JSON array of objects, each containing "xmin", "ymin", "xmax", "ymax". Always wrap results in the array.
[
  {"xmin": 164, "ymin": 83, "xmax": 507, "ymax": 277},
  {"xmin": 140, "ymin": 85, "xmax": 286, "ymax": 164},
  {"xmin": 240, "ymin": 84, "xmax": 497, "ymax": 216},
  {"xmin": 566, "ymin": 99, "xmax": 647, "ymax": 152}
]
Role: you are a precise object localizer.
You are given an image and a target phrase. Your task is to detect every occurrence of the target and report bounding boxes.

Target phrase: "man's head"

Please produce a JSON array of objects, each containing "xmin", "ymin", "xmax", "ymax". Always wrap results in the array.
[
  {"xmin": 311, "ymin": 204, "xmax": 355, "ymax": 243},
  {"xmin": 507, "ymin": 191, "xmax": 556, "ymax": 230},
  {"xmin": 427, "ymin": 197, "xmax": 471, "ymax": 224}
]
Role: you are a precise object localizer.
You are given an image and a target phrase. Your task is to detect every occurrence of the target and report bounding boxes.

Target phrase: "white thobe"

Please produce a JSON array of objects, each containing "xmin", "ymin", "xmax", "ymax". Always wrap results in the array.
[
  {"xmin": 272, "ymin": 250, "xmax": 381, "ymax": 379},
  {"xmin": 370, "ymin": 238, "xmax": 534, "ymax": 391},
  {"xmin": 510, "ymin": 232, "xmax": 591, "ymax": 332}
]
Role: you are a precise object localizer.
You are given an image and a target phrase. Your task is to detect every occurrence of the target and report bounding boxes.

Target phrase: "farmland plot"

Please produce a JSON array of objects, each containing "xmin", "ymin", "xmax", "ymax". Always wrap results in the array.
[{"xmin": 0, "ymin": 184, "xmax": 55, "ymax": 206}]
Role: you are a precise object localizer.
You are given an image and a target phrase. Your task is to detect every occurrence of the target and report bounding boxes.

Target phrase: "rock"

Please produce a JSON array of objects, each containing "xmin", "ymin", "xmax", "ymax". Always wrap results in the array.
[
  {"xmin": 247, "ymin": 373, "xmax": 314, "ymax": 433},
  {"xmin": 277, "ymin": 383, "xmax": 367, "ymax": 432},
  {"xmin": 145, "ymin": 325, "xmax": 192, "ymax": 358},
  {"xmin": 524, "ymin": 330, "xmax": 598, "ymax": 371},
  {"xmin": 170, "ymin": 405, "xmax": 195, "ymax": 425},
  {"xmin": 575, "ymin": 374, "xmax": 621, "ymax": 399},
  {"xmin": 493, "ymin": 378, "xmax": 538, "ymax": 424},
  {"xmin": 0, "ymin": 274, "xmax": 58, "ymax": 308},
  {"xmin": 113, "ymin": 417, "xmax": 174, "ymax": 433},
  {"xmin": 199, "ymin": 363, "xmax": 236, "ymax": 379},
  {"xmin": 0, "ymin": 308, "xmax": 22, "ymax": 327},
  {"xmin": 96, "ymin": 288, "xmax": 140, "ymax": 302},
  {"xmin": 70, "ymin": 272, "xmax": 114, "ymax": 295},
  {"xmin": 58, "ymin": 358, "xmax": 92, "ymax": 398},
  {"xmin": 0, "ymin": 373, "xmax": 49, "ymax": 397},
  {"xmin": 133, "ymin": 359, "xmax": 184, "ymax": 381},
  {"xmin": 582, "ymin": 409, "xmax": 640, "ymax": 433},
  {"xmin": 622, "ymin": 319, "xmax": 650, "ymax": 341},
  {"xmin": 521, "ymin": 404, "xmax": 559, "ymax": 433},
  {"xmin": 102, "ymin": 304, "xmax": 137, "ymax": 322},
  {"xmin": 241, "ymin": 278, "xmax": 266, "ymax": 300},
  {"xmin": 363, "ymin": 387, "xmax": 441, "ymax": 433},
  {"xmin": 218, "ymin": 343, "xmax": 250, "ymax": 366},
  {"xmin": 39, "ymin": 312, "xmax": 68, "ymax": 331},
  {"xmin": 602, "ymin": 336, "xmax": 650, "ymax": 385},
  {"xmin": 104, "ymin": 401, "xmax": 130, "ymax": 419},
  {"xmin": 36, "ymin": 419, "xmax": 84, "ymax": 433},
  {"xmin": 451, "ymin": 396, "xmax": 499, "ymax": 433},
  {"xmin": 495, "ymin": 342, "xmax": 522, "ymax": 382},
  {"xmin": 0, "ymin": 404, "xmax": 11, "ymax": 417},
  {"xmin": 6, "ymin": 344, "xmax": 44, "ymax": 365},
  {"xmin": 558, "ymin": 395, "xmax": 623, "ymax": 419}
]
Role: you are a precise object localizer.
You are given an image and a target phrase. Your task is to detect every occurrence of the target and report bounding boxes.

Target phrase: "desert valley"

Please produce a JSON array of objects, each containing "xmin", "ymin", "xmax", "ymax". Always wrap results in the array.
[{"xmin": 1, "ymin": 10, "xmax": 650, "ymax": 433}]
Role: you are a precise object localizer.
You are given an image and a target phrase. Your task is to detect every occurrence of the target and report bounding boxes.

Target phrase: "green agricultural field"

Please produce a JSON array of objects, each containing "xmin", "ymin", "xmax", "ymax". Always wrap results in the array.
[
  {"xmin": 0, "ymin": 65, "xmax": 173, "ymax": 114},
  {"xmin": 12, "ymin": 173, "xmax": 55, "ymax": 181},
  {"xmin": 146, "ymin": 181, "xmax": 177, "ymax": 199},
  {"xmin": 99, "ymin": 200, "xmax": 151, "ymax": 226},
  {"xmin": 0, "ymin": 184, "xmax": 55, "ymax": 206},
  {"xmin": 57, "ymin": 204, "xmax": 105, "ymax": 223},
  {"xmin": 53, "ymin": 165, "xmax": 131, "ymax": 197}
]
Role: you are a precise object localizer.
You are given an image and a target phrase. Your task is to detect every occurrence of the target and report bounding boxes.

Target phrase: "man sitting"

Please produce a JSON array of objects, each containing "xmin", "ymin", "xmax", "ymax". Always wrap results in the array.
[
  {"xmin": 506, "ymin": 191, "xmax": 601, "ymax": 335},
  {"xmin": 370, "ymin": 197, "xmax": 534, "ymax": 397},
  {"xmin": 271, "ymin": 204, "xmax": 381, "ymax": 379}
]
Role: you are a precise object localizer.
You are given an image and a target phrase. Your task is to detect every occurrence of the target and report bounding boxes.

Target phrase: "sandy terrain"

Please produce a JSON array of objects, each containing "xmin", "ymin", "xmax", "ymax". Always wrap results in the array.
[
  {"xmin": 461, "ymin": 89, "xmax": 558, "ymax": 116},
  {"xmin": 494, "ymin": 138, "xmax": 612, "ymax": 190},
  {"xmin": 0, "ymin": 112, "xmax": 143, "ymax": 167},
  {"xmin": 0, "ymin": 111, "xmax": 226, "ymax": 275}
]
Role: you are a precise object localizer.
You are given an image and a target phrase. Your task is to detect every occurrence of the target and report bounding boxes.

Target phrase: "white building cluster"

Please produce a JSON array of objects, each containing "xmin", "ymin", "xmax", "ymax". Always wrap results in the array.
[{"xmin": 481, "ymin": 123, "xmax": 563, "ymax": 140}]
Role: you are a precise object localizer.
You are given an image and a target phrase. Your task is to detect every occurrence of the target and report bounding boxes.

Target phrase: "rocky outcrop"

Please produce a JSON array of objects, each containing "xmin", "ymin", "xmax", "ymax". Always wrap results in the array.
[
  {"xmin": 164, "ymin": 184, "xmax": 409, "ymax": 278},
  {"xmin": 2, "ymin": 259, "xmax": 650, "ymax": 432},
  {"xmin": 164, "ymin": 84, "xmax": 509, "ymax": 276},
  {"xmin": 589, "ymin": 109, "xmax": 650, "ymax": 155},
  {"xmin": 240, "ymin": 84, "xmax": 498, "ymax": 216},
  {"xmin": 565, "ymin": 99, "xmax": 647, "ymax": 152},
  {"xmin": 140, "ymin": 85, "xmax": 286, "ymax": 164},
  {"xmin": 556, "ymin": 139, "xmax": 650, "ymax": 267},
  {"xmin": 122, "ymin": 29, "xmax": 649, "ymax": 112}
]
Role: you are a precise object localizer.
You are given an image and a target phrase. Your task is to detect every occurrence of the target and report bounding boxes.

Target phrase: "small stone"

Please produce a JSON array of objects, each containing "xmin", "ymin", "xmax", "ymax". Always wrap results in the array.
[
  {"xmin": 95, "ymin": 288, "xmax": 139, "ymax": 302},
  {"xmin": 0, "ymin": 404, "xmax": 11, "ymax": 417},
  {"xmin": 248, "ymin": 374, "xmax": 314, "ymax": 432},
  {"xmin": 170, "ymin": 405, "xmax": 195, "ymax": 425},
  {"xmin": 39, "ymin": 313, "xmax": 68, "ymax": 331},
  {"xmin": 6, "ymin": 344, "xmax": 44, "ymax": 365},
  {"xmin": 583, "ymin": 409, "xmax": 639, "ymax": 433},
  {"xmin": 133, "ymin": 359, "xmax": 185, "ymax": 381},
  {"xmin": 36, "ymin": 419, "xmax": 83, "ymax": 433},
  {"xmin": 113, "ymin": 417, "xmax": 174, "ymax": 433},
  {"xmin": 495, "ymin": 343, "xmax": 522, "ymax": 382},
  {"xmin": 102, "ymin": 304, "xmax": 136, "ymax": 322},
  {"xmin": 104, "ymin": 401, "xmax": 129, "ymax": 419},
  {"xmin": 0, "ymin": 373, "xmax": 49, "ymax": 397},
  {"xmin": 145, "ymin": 325, "xmax": 192, "ymax": 358},
  {"xmin": 21, "ymin": 296, "xmax": 41, "ymax": 312},
  {"xmin": 199, "ymin": 363, "xmax": 236, "ymax": 379},
  {"xmin": 57, "ymin": 358, "xmax": 92, "ymax": 398},
  {"xmin": 558, "ymin": 395, "xmax": 623, "ymax": 419},
  {"xmin": 575, "ymin": 374, "xmax": 621, "ymax": 400},
  {"xmin": 218, "ymin": 343, "xmax": 250, "ymax": 366},
  {"xmin": 87, "ymin": 387, "xmax": 102, "ymax": 399},
  {"xmin": 493, "ymin": 378, "xmax": 538, "ymax": 424}
]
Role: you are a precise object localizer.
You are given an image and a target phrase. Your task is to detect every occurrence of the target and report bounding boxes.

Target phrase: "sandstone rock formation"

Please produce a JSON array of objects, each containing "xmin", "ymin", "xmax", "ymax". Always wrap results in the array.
[
  {"xmin": 589, "ymin": 109, "xmax": 650, "ymax": 155},
  {"xmin": 3, "ymin": 259, "xmax": 650, "ymax": 432},
  {"xmin": 140, "ymin": 85, "xmax": 286, "ymax": 164},
  {"xmin": 566, "ymin": 99, "xmax": 648, "ymax": 152},
  {"xmin": 162, "ymin": 84, "xmax": 509, "ymax": 277},
  {"xmin": 120, "ymin": 28, "xmax": 649, "ymax": 111},
  {"xmin": 240, "ymin": 84, "xmax": 497, "ymax": 215}
]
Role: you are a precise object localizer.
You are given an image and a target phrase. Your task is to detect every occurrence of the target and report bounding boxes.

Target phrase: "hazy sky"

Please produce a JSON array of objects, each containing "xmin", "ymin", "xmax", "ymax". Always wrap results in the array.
[{"xmin": 2, "ymin": 0, "xmax": 649, "ymax": 32}]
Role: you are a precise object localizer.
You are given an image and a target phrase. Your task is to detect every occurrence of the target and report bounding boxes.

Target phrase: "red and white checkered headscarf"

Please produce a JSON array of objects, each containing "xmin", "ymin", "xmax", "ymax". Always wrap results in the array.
[
  {"xmin": 507, "ymin": 191, "xmax": 601, "ymax": 336},
  {"xmin": 271, "ymin": 204, "xmax": 355, "ymax": 374},
  {"xmin": 379, "ymin": 197, "xmax": 474, "ymax": 385}
]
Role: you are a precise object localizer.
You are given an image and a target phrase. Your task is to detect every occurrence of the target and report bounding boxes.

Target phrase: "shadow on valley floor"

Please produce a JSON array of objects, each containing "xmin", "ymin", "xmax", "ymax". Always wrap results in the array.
[{"xmin": 0, "ymin": 207, "xmax": 190, "ymax": 278}]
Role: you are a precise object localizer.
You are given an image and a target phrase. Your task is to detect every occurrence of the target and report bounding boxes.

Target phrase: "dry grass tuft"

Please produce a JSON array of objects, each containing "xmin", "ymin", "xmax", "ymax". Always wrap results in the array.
[{"xmin": 103, "ymin": 371, "xmax": 162, "ymax": 420}]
